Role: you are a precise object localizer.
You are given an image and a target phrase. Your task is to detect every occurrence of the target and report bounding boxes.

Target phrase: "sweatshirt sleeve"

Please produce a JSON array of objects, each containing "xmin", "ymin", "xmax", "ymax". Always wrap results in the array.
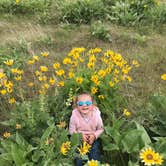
[
  {"xmin": 94, "ymin": 108, "xmax": 104, "ymax": 139},
  {"xmin": 69, "ymin": 111, "xmax": 77, "ymax": 134}
]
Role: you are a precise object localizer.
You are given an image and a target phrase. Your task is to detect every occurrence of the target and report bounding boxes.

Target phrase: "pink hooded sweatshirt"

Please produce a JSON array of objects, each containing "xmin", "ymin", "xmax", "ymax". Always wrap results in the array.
[{"xmin": 69, "ymin": 107, "xmax": 104, "ymax": 139}]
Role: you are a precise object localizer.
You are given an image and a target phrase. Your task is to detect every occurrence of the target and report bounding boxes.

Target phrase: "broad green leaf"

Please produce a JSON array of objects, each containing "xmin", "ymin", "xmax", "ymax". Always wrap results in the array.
[
  {"xmin": 11, "ymin": 143, "xmax": 26, "ymax": 166},
  {"xmin": 40, "ymin": 125, "xmax": 54, "ymax": 147},
  {"xmin": 70, "ymin": 133, "xmax": 82, "ymax": 146}
]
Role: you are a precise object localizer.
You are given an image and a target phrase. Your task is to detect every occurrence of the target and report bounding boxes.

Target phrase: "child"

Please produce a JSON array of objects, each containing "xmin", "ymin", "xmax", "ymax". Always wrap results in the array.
[{"xmin": 69, "ymin": 92, "xmax": 104, "ymax": 166}]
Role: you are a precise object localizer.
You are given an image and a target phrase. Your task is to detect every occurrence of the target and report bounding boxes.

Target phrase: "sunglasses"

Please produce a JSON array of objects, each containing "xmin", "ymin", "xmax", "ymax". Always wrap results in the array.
[{"xmin": 77, "ymin": 101, "xmax": 92, "ymax": 106}]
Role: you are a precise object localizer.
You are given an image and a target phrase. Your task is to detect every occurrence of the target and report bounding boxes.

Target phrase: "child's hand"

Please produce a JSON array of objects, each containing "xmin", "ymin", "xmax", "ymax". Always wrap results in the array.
[
  {"xmin": 87, "ymin": 134, "xmax": 96, "ymax": 145},
  {"xmin": 82, "ymin": 134, "xmax": 89, "ymax": 143}
]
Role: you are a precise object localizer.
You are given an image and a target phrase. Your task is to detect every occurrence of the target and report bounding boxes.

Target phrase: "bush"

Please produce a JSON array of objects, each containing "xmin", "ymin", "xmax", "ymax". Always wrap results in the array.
[{"xmin": 59, "ymin": 0, "xmax": 106, "ymax": 24}]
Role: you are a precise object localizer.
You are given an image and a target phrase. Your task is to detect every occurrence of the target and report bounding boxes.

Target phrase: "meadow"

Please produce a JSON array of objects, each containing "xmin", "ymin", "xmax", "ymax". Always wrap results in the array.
[{"xmin": 0, "ymin": 0, "xmax": 166, "ymax": 166}]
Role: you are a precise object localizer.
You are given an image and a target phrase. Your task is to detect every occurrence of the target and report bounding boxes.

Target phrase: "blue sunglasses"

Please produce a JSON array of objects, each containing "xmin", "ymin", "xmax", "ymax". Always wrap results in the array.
[{"xmin": 77, "ymin": 101, "xmax": 92, "ymax": 106}]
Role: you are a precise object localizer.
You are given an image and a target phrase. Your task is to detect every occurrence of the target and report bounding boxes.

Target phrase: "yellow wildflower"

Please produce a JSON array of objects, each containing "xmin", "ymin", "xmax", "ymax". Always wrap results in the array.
[
  {"xmin": 76, "ymin": 77, "xmax": 83, "ymax": 84},
  {"xmin": 87, "ymin": 160, "xmax": 99, "ymax": 166},
  {"xmin": 78, "ymin": 141, "xmax": 91, "ymax": 156},
  {"xmin": 57, "ymin": 81, "xmax": 64, "ymax": 87},
  {"xmin": 91, "ymin": 87, "xmax": 98, "ymax": 94},
  {"xmin": 55, "ymin": 69, "xmax": 65, "ymax": 76},
  {"xmin": 132, "ymin": 60, "xmax": 140, "ymax": 67},
  {"xmin": 98, "ymin": 95, "xmax": 104, "ymax": 99},
  {"xmin": 123, "ymin": 109, "xmax": 131, "ymax": 117},
  {"xmin": 40, "ymin": 66, "xmax": 48, "ymax": 72},
  {"xmin": 35, "ymin": 70, "xmax": 41, "ymax": 76},
  {"xmin": 63, "ymin": 58, "xmax": 72, "ymax": 64},
  {"xmin": 57, "ymin": 121, "xmax": 66, "ymax": 128},
  {"xmin": 161, "ymin": 74, "xmax": 166, "ymax": 80},
  {"xmin": 98, "ymin": 70, "xmax": 106, "ymax": 78},
  {"xmin": 16, "ymin": 123, "xmax": 21, "ymax": 129},
  {"xmin": 4, "ymin": 59, "xmax": 14, "ymax": 66},
  {"xmin": 154, "ymin": 153, "xmax": 164, "ymax": 165},
  {"xmin": 109, "ymin": 81, "xmax": 114, "ymax": 87},
  {"xmin": 27, "ymin": 59, "xmax": 35, "ymax": 65},
  {"xmin": 32, "ymin": 55, "xmax": 39, "ymax": 61},
  {"xmin": 60, "ymin": 141, "xmax": 71, "ymax": 155},
  {"xmin": 3, "ymin": 131, "xmax": 11, "ymax": 138},
  {"xmin": 49, "ymin": 78, "xmax": 55, "ymax": 85},
  {"xmin": 68, "ymin": 72, "xmax": 74, "ymax": 78},
  {"xmin": 14, "ymin": 76, "xmax": 22, "ymax": 81},
  {"xmin": 41, "ymin": 52, "xmax": 49, "ymax": 57},
  {"xmin": 53, "ymin": 62, "xmax": 60, "ymax": 69},
  {"xmin": 0, "ymin": 89, "xmax": 7, "ymax": 95},
  {"xmin": 9, "ymin": 98, "xmax": 16, "ymax": 104},
  {"xmin": 87, "ymin": 62, "xmax": 94, "ymax": 69},
  {"xmin": 28, "ymin": 82, "xmax": 34, "ymax": 87},
  {"xmin": 140, "ymin": 147, "xmax": 157, "ymax": 166}
]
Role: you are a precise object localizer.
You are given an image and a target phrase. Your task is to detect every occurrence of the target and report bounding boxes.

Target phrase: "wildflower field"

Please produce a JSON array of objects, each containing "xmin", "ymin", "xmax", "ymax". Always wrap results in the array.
[{"xmin": 0, "ymin": 0, "xmax": 166, "ymax": 166}]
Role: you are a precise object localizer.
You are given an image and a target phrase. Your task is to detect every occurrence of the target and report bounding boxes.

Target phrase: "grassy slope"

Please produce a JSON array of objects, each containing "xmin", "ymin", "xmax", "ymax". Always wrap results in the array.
[{"xmin": 0, "ymin": 15, "xmax": 166, "ymax": 126}]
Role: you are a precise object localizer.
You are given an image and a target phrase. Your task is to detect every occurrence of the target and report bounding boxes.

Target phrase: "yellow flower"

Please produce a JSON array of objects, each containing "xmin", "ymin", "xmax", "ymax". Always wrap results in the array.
[
  {"xmin": 63, "ymin": 58, "xmax": 72, "ymax": 64},
  {"xmin": 45, "ymin": 138, "xmax": 54, "ymax": 145},
  {"xmin": 42, "ymin": 83, "xmax": 49, "ymax": 89},
  {"xmin": 40, "ymin": 66, "xmax": 48, "ymax": 72},
  {"xmin": 55, "ymin": 69, "xmax": 65, "ymax": 76},
  {"xmin": 140, "ymin": 147, "xmax": 157, "ymax": 166},
  {"xmin": 28, "ymin": 82, "xmax": 34, "ymax": 87},
  {"xmin": 88, "ymin": 160, "xmax": 99, "ymax": 166},
  {"xmin": 9, "ymin": 98, "xmax": 16, "ymax": 104},
  {"xmin": 57, "ymin": 121, "xmax": 66, "ymax": 128},
  {"xmin": 60, "ymin": 141, "xmax": 71, "ymax": 155},
  {"xmin": 98, "ymin": 95, "xmax": 104, "ymax": 99},
  {"xmin": 0, "ymin": 72, "xmax": 6, "ymax": 79},
  {"xmin": 16, "ymin": 123, "xmax": 21, "ymax": 129},
  {"xmin": 91, "ymin": 87, "xmax": 98, "ymax": 94},
  {"xmin": 68, "ymin": 72, "xmax": 74, "ymax": 78},
  {"xmin": 32, "ymin": 55, "xmax": 39, "ymax": 61},
  {"xmin": 87, "ymin": 62, "xmax": 94, "ymax": 69},
  {"xmin": 41, "ymin": 51, "xmax": 49, "ymax": 57},
  {"xmin": 14, "ymin": 76, "xmax": 22, "ymax": 81},
  {"xmin": 154, "ymin": 153, "xmax": 164, "ymax": 165},
  {"xmin": 4, "ymin": 59, "xmax": 14, "ymax": 66},
  {"xmin": 109, "ymin": 81, "xmax": 114, "ymax": 87},
  {"xmin": 132, "ymin": 60, "xmax": 140, "ymax": 67},
  {"xmin": 161, "ymin": 74, "xmax": 166, "ymax": 80},
  {"xmin": 53, "ymin": 62, "xmax": 60, "ymax": 69},
  {"xmin": 0, "ymin": 89, "xmax": 7, "ymax": 95},
  {"xmin": 27, "ymin": 59, "xmax": 35, "ymax": 65},
  {"xmin": 57, "ymin": 81, "xmax": 64, "ymax": 87},
  {"xmin": 78, "ymin": 141, "xmax": 91, "ymax": 156},
  {"xmin": 49, "ymin": 77, "xmax": 55, "ymax": 85},
  {"xmin": 123, "ymin": 109, "xmax": 131, "ymax": 117},
  {"xmin": 76, "ymin": 77, "xmax": 83, "ymax": 84},
  {"xmin": 7, "ymin": 87, "xmax": 13, "ymax": 93},
  {"xmin": 98, "ymin": 70, "xmax": 106, "ymax": 78},
  {"xmin": 35, "ymin": 70, "xmax": 41, "ymax": 76},
  {"xmin": 3, "ymin": 131, "xmax": 11, "ymax": 138}
]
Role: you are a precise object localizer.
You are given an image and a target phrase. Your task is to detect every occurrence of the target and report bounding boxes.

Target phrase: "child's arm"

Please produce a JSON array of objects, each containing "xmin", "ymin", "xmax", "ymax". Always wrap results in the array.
[
  {"xmin": 94, "ymin": 114, "xmax": 104, "ymax": 139},
  {"xmin": 69, "ymin": 115, "xmax": 77, "ymax": 134}
]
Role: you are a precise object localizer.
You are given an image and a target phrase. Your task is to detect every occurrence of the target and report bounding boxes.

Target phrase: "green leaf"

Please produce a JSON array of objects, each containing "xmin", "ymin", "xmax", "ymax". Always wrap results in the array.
[
  {"xmin": 15, "ymin": 132, "xmax": 29, "ymax": 150},
  {"xmin": 11, "ymin": 143, "xmax": 26, "ymax": 166},
  {"xmin": 70, "ymin": 133, "xmax": 82, "ymax": 146},
  {"xmin": 102, "ymin": 143, "xmax": 119, "ymax": 151},
  {"xmin": 40, "ymin": 125, "xmax": 55, "ymax": 147}
]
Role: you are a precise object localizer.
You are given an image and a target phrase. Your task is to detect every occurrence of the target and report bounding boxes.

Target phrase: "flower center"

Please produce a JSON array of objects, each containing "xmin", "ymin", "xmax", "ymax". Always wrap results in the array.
[{"xmin": 146, "ymin": 154, "xmax": 153, "ymax": 160}]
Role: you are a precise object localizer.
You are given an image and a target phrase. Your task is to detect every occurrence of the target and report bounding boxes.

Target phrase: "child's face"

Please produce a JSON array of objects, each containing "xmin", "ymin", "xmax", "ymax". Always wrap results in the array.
[{"xmin": 76, "ymin": 94, "xmax": 93, "ymax": 115}]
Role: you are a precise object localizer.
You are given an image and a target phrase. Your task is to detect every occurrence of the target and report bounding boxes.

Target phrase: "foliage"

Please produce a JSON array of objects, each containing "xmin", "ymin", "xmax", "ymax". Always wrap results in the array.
[
  {"xmin": 90, "ymin": 21, "xmax": 112, "ymax": 42},
  {"xmin": 0, "ymin": 0, "xmax": 51, "ymax": 15},
  {"xmin": 59, "ymin": 0, "xmax": 106, "ymax": 24}
]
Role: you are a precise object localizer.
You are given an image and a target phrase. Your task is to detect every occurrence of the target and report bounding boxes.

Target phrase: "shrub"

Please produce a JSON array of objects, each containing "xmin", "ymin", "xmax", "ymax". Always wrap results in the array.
[{"xmin": 59, "ymin": 0, "xmax": 106, "ymax": 24}]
